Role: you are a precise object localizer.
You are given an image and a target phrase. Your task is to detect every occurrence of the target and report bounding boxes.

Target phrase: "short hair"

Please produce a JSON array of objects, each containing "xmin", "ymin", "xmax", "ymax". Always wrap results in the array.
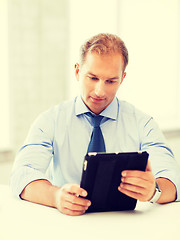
[{"xmin": 80, "ymin": 33, "xmax": 129, "ymax": 72}]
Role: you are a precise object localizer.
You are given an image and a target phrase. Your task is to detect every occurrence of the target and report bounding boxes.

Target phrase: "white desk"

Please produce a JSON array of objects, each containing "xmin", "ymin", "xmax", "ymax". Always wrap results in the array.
[{"xmin": 0, "ymin": 184, "xmax": 180, "ymax": 240}]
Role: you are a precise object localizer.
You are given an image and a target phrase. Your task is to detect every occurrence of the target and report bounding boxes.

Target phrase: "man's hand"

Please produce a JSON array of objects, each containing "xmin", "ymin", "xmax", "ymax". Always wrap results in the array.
[
  {"xmin": 55, "ymin": 184, "xmax": 91, "ymax": 216},
  {"xmin": 118, "ymin": 160, "xmax": 156, "ymax": 202}
]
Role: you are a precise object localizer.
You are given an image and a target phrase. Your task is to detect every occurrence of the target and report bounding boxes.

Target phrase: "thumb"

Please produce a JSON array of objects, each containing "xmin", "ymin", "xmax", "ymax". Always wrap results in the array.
[{"xmin": 145, "ymin": 159, "xmax": 152, "ymax": 172}]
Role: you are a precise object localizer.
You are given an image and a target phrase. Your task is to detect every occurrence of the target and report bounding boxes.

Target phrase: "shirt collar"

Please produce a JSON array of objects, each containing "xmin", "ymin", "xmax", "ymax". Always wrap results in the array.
[{"xmin": 75, "ymin": 96, "xmax": 118, "ymax": 120}]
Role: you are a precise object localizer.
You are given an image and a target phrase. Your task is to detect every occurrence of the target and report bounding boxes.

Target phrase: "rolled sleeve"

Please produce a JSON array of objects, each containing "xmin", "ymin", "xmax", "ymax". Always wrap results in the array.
[
  {"xmin": 10, "ymin": 110, "xmax": 54, "ymax": 198},
  {"xmin": 10, "ymin": 165, "xmax": 51, "ymax": 199},
  {"xmin": 140, "ymin": 117, "xmax": 180, "ymax": 202}
]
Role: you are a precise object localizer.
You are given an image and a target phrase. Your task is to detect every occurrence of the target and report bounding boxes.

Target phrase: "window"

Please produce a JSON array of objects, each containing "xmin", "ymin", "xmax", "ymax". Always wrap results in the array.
[
  {"xmin": 117, "ymin": 0, "xmax": 180, "ymax": 130},
  {"xmin": 69, "ymin": 0, "xmax": 180, "ymax": 131}
]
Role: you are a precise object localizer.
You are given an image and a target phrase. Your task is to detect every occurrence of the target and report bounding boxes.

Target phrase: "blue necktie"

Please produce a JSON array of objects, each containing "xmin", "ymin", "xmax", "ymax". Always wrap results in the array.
[{"xmin": 87, "ymin": 113, "xmax": 106, "ymax": 153}]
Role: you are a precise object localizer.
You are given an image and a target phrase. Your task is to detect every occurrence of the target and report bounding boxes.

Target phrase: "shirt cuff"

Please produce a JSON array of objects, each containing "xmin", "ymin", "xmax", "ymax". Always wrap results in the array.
[{"xmin": 10, "ymin": 166, "xmax": 51, "ymax": 199}]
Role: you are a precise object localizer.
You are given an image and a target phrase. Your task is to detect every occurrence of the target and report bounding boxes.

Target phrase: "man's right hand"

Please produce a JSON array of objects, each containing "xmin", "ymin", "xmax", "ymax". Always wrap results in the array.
[{"xmin": 55, "ymin": 184, "xmax": 91, "ymax": 216}]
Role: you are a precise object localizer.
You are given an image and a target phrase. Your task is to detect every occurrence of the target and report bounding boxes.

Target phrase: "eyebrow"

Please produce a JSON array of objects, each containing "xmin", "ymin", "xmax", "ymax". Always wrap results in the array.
[{"xmin": 87, "ymin": 72, "xmax": 119, "ymax": 80}]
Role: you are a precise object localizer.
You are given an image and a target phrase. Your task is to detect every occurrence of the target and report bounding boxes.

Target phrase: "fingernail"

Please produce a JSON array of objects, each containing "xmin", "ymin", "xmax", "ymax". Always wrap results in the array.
[
  {"xmin": 122, "ymin": 171, "xmax": 126, "ymax": 177},
  {"xmin": 82, "ymin": 191, "xmax": 87, "ymax": 196},
  {"xmin": 87, "ymin": 201, "xmax": 91, "ymax": 206}
]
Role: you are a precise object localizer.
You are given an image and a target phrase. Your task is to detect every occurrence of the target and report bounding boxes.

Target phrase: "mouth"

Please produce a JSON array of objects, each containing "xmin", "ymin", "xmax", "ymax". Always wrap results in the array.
[{"xmin": 90, "ymin": 96, "xmax": 105, "ymax": 103}]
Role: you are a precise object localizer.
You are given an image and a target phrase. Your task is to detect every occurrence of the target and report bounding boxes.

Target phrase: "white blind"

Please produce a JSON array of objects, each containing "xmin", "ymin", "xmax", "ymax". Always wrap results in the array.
[{"xmin": 0, "ymin": 0, "xmax": 10, "ymax": 149}]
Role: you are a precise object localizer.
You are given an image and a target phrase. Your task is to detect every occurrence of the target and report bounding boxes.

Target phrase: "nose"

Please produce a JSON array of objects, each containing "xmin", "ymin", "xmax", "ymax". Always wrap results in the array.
[{"xmin": 94, "ymin": 80, "xmax": 105, "ymax": 98}]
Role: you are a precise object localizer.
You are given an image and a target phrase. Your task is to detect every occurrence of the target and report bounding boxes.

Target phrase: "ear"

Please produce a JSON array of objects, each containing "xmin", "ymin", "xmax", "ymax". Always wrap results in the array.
[
  {"xmin": 120, "ymin": 72, "xmax": 126, "ymax": 85},
  {"xmin": 75, "ymin": 63, "xmax": 80, "ymax": 81}
]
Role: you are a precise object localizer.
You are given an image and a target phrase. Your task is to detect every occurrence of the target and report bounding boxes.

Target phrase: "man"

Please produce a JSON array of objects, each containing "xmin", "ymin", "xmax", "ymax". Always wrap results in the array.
[{"xmin": 11, "ymin": 33, "xmax": 180, "ymax": 216}]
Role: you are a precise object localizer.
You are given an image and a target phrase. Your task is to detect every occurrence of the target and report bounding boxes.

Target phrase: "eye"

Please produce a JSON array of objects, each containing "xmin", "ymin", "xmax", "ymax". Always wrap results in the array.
[
  {"xmin": 88, "ymin": 76, "xmax": 98, "ymax": 81},
  {"xmin": 106, "ymin": 80, "xmax": 115, "ymax": 84}
]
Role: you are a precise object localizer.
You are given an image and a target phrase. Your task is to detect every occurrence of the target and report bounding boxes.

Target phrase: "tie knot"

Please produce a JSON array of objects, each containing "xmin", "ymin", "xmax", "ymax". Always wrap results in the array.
[
  {"xmin": 92, "ymin": 115, "xmax": 103, "ymax": 127},
  {"xmin": 86, "ymin": 112, "xmax": 103, "ymax": 127}
]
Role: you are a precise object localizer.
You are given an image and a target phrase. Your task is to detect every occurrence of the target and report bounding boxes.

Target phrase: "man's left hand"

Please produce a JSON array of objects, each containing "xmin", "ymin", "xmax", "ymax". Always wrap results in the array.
[{"xmin": 118, "ymin": 160, "xmax": 156, "ymax": 202}]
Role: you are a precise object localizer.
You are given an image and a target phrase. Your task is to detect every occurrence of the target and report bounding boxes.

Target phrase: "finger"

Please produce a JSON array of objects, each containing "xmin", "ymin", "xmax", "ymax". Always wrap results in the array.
[
  {"xmin": 121, "ymin": 177, "xmax": 150, "ymax": 189},
  {"xmin": 121, "ymin": 159, "xmax": 152, "ymax": 178},
  {"xmin": 118, "ymin": 186, "xmax": 144, "ymax": 201},
  {"xmin": 55, "ymin": 191, "xmax": 89, "ymax": 216},
  {"xmin": 64, "ymin": 184, "xmax": 87, "ymax": 197},
  {"xmin": 121, "ymin": 170, "xmax": 152, "ymax": 181},
  {"xmin": 64, "ymin": 201, "xmax": 89, "ymax": 211},
  {"xmin": 61, "ymin": 207, "xmax": 86, "ymax": 216},
  {"xmin": 119, "ymin": 182, "xmax": 146, "ymax": 195},
  {"xmin": 118, "ymin": 180, "xmax": 155, "ymax": 202},
  {"xmin": 65, "ymin": 193, "xmax": 91, "ymax": 208}
]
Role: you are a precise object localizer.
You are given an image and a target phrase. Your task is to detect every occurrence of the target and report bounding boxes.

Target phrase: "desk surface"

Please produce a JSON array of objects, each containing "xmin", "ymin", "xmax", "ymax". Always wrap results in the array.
[{"xmin": 0, "ymin": 184, "xmax": 180, "ymax": 240}]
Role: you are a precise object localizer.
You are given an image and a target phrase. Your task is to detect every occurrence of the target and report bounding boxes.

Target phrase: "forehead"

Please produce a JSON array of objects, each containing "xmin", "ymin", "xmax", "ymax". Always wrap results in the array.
[{"xmin": 81, "ymin": 53, "xmax": 124, "ymax": 77}]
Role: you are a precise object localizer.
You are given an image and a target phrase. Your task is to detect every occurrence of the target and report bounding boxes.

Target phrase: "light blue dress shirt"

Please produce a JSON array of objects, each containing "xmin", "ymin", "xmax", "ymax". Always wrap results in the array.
[{"xmin": 11, "ymin": 96, "xmax": 180, "ymax": 201}]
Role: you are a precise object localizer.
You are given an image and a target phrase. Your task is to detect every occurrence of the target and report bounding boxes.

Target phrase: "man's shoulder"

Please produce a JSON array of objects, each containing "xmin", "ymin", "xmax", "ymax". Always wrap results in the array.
[
  {"xmin": 45, "ymin": 98, "xmax": 76, "ymax": 115},
  {"xmin": 28, "ymin": 99, "xmax": 76, "ymax": 134},
  {"xmin": 118, "ymin": 100, "xmax": 137, "ymax": 114},
  {"xmin": 117, "ymin": 99, "xmax": 151, "ymax": 119},
  {"xmin": 35, "ymin": 98, "xmax": 76, "ymax": 124}
]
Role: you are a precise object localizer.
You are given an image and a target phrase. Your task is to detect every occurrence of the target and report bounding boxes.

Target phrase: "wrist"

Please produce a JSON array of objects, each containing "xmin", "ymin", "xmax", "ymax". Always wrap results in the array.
[
  {"xmin": 149, "ymin": 181, "xmax": 162, "ymax": 203},
  {"xmin": 48, "ymin": 185, "xmax": 61, "ymax": 208}
]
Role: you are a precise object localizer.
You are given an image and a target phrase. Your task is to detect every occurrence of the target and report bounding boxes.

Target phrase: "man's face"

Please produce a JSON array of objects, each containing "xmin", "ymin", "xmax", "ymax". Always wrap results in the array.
[{"xmin": 75, "ymin": 53, "xmax": 126, "ymax": 114}]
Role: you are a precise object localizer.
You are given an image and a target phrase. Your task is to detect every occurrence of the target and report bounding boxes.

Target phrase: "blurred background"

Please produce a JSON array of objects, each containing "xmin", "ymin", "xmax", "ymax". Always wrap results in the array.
[{"xmin": 0, "ymin": 0, "xmax": 180, "ymax": 184}]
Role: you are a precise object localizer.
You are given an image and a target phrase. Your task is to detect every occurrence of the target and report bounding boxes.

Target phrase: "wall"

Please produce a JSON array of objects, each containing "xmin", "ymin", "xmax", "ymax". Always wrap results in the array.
[
  {"xmin": 0, "ymin": 0, "xmax": 10, "ymax": 149},
  {"xmin": 8, "ymin": 0, "xmax": 69, "ymax": 151},
  {"xmin": 1, "ymin": 0, "xmax": 180, "ymax": 184}
]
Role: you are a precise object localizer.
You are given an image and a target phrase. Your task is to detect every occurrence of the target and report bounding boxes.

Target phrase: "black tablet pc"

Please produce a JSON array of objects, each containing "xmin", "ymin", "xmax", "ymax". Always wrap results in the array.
[{"xmin": 80, "ymin": 151, "xmax": 148, "ymax": 213}]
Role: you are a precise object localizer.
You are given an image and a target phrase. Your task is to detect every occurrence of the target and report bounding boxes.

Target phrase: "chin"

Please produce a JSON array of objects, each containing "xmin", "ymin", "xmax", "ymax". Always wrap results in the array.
[{"xmin": 92, "ymin": 106, "xmax": 105, "ymax": 115}]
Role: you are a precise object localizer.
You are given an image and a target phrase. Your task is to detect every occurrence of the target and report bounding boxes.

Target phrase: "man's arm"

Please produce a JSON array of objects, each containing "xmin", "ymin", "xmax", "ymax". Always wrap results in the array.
[
  {"xmin": 118, "ymin": 160, "xmax": 177, "ymax": 203},
  {"xmin": 155, "ymin": 178, "xmax": 176, "ymax": 203},
  {"xmin": 20, "ymin": 180, "xmax": 91, "ymax": 216}
]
